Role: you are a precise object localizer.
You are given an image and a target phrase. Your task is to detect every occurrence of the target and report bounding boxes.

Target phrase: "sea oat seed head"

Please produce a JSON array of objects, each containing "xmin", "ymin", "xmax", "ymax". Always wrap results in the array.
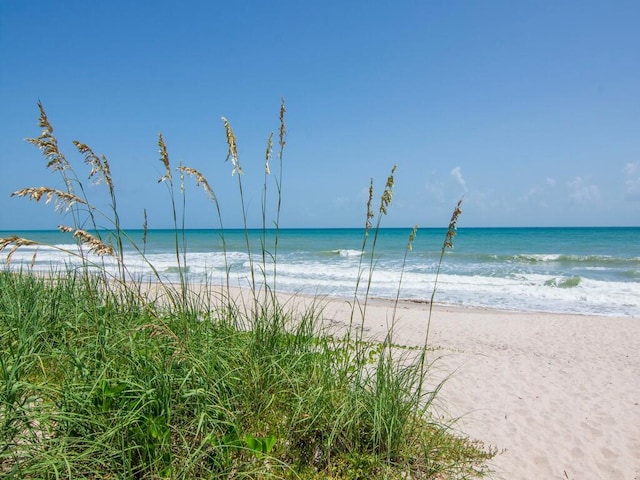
[
  {"xmin": 407, "ymin": 224, "xmax": 419, "ymax": 251},
  {"xmin": 142, "ymin": 209, "xmax": 148, "ymax": 245},
  {"xmin": 365, "ymin": 178, "xmax": 374, "ymax": 233},
  {"xmin": 443, "ymin": 199, "xmax": 463, "ymax": 251},
  {"xmin": 158, "ymin": 133, "xmax": 172, "ymax": 183},
  {"xmin": 379, "ymin": 165, "xmax": 397, "ymax": 215},
  {"xmin": 24, "ymin": 102, "xmax": 71, "ymax": 173},
  {"xmin": 0, "ymin": 236, "xmax": 18, "ymax": 252},
  {"xmin": 0, "ymin": 236, "xmax": 39, "ymax": 265},
  {"xmin": 177, "ymin": 166, "xmax": 216, "ymax": 202},
  {"xmin": 278, "ymin": 98, "xmax": 287, "ymax": 159},
  {"xmin": 222, "ymin": 117, "xmax": 242, "ymax": 176},
  {"xmin": 179, "ymin": 163, "xmax": 185, "ymax": 193},
  {"xmin": 74, "ymin": 141, "xmax": 114, "ymax": 189},
  {"xmin": 60, "ymin": 226, "xmax": 115, "ymax": 256},
  {"xmin": 12, "ymin": 187, "xmax": 87, "ymax": 212},
  {"xmin": 265, "ymin": 132, "xmax": 273, "ymax": 175}
]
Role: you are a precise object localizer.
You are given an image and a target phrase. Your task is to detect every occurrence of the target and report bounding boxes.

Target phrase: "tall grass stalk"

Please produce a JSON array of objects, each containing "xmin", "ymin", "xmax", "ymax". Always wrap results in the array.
[
  {"xmin": 427, "ymin": 200, "xmax": 463, "ymax": 350},
  {"xmin": 222, "ymin": 116, "xmax": 258, "ymax": 311},
  {"xmin": 346, "ymin": 177, "xmax": 374, "ymax": 348},
  {"xmin": 261, "ymin": 130, "xmax": 274, "ymax": 305},
  {"xmin": 272, "ymin": 98, "xmax": 287, "ymax": 292},
  {"xmin": 157, "ymin": 134, "xmax": 188, "ymax": 307},
  {"xmin": 352, "ymin": 165, "xmax": 397, "ymax": 382},
  {"xmin": 23, "ymin": 103, "xmax": 110, "ymax": 278},
  {"xmin": 73, "ymin": 140, "xmax": 125, "ymax": 277},
  {"xmin": 389, "ymin": 224, "xmax": 420, "ymax": 342},
  {"xmin": 25, "ymin": 102, "xmax": 89, "ymax": 232},
  {"xmin": 177, "ymin": 165, "xmax": 231, "ymax": 301},
  {"xmin": 416, "ymin": 199, "xmax": 463, "ymax": 407}
]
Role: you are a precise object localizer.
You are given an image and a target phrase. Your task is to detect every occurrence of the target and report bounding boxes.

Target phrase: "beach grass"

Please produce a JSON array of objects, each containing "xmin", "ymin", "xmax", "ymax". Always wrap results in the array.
[{"xmin": 0, "ymin": 102, "xmax": 495, "ymax": 478}]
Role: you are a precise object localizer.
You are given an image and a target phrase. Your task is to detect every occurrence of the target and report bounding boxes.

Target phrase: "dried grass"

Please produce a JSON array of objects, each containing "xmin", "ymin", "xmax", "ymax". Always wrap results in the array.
[
  {"xmin": 176, "ymin": 166, "xmax": 216, "ymax": 202},
  {"xmin": 58, "ymin": 225, "xmax": 115, "ymax": 256},
  {"xmin": 11, "ymin": 187, "xmax": 86, "ymax": 212}
]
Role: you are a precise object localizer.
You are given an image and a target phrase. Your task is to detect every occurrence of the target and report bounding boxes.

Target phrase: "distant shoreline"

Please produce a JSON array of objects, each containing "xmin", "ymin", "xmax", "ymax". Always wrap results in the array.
[
  {"xmin": 3, "ymin": 225, "xmax": 640, "ymax": 233},
  {"xmin": 3, "ymin": 226, "xmax": 640, "ymax": 317}
]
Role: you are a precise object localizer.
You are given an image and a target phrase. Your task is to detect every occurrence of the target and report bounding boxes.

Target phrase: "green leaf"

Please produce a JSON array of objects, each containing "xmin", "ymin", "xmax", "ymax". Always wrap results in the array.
[
  {"xmin": 262, "ymin": 435, "xmax": 276, "ymax": 454},
  {"xmin": 243, "ymin": 435, "xmax": 261, "ymax": 453}
]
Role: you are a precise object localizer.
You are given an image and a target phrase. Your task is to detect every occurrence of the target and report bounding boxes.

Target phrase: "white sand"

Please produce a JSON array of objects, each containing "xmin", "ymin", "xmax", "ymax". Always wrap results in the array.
[{"xmin": 313, "ymin": 296, "xmax": 640, "ymax": 480}]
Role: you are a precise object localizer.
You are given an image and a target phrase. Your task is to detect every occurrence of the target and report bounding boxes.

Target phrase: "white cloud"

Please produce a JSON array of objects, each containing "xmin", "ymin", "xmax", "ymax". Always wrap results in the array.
[
  {"xmin": 521, "ymin": 185, "xmax": 550, "ymax": 208},
  {"xmin": 332, "ymin": 196, "xmax": 350, "ymax": 208},
  {"xmin": 568, "ymin": 176, "xmax": 601, "ymax": 205},
  {"xmin": 520, "ymin": 178, "xmax": 556, "ymax": 209},
  {"xmin": 450, "ymin": 166, "xmax": 468, "ymax": 192},
  {"xmin": 623, "ymin": 162, "xmax": 640, "ymax": 200},
  {"xmin": 425, "ymin": 179, "xmax": 445, "ymax": 204}
]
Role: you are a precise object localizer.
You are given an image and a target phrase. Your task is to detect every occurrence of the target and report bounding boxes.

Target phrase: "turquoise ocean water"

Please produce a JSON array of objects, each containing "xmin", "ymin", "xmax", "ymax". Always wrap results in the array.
[{"xmin": 2, "ymin": 227, "xmax": 639, "ymax": 317}]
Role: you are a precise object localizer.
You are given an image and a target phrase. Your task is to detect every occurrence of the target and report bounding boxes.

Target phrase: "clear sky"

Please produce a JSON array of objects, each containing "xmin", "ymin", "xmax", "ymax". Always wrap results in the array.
[{"xmin": 1, "ymin": 0, "xmax": 639, "ymax": 229}]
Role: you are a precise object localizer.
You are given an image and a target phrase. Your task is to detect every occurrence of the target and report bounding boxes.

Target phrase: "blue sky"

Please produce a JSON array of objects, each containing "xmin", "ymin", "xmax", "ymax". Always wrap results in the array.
[{"xmin": 1, "ymin": 0, "xmax": 639, "ymax": 229}]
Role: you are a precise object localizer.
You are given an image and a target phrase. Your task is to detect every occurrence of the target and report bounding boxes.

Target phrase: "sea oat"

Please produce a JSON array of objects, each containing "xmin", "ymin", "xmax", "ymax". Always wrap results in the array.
[
  {"xmin": 379, "ymin": 165, "xmax": 397, "ymax": 215},
  {"xmin": 177, "ymin": 166, "xmax": 216, "ymax": 202},
  {"xmin": 0, "ymin": 236, "xmax": 38, "ymax": 251},
  {"xmin": 30, "ymin": 248, "xmax": 39, "ymax": 268},
  {"xmin": 443, "ymin": 199, "xmax": 463, "ymax": 251},
  {"xmin": 265, "ymin": 132, "xmax": 273, "ymax": 175},
  {"xmin": 407, "ymin": 224, "xmax": 419, "ymax": 251},
  {"xmin": 142, "ymin": 208, "xmax": 148, "ymax": 246},
  {"xmin": 179, "ymin": 162, "xmax": 185, "ymax": 194},
  {"xmin": 0, "ymin": 236, "xmax": 39, "ymax": 264},
  {"xmin": 24, "ymin": 102, "xmax": 71, "ymax": 172},
  {"xmin": 365, "ymin": 179, "xmax": 374, "ymax": 234},
  {"xmin": 0, "ymin": 236, "xmax": 17, "ymax": 252},
  {"xmin": 6, "ymin": 245, "xmax": 23, "ymax": 264},
  {"xmin": 222, "ymin": 117, "xmax": 242, "ymax": 176},
  {"xmin": 58, "ymin": 225, "xmax": 115, "ymax": 256},
  {"xmin": 74, "ymin": 141, "xmax": 113, "ymax": 189},
  {"xmin": 422, "ymin": 198, "xmax": 464, "ymax": 373},
  {"xmin": 278, "ymin": 97, "xmax": 287, "ymax": 159},
  {"xmin": 158, "ymin": 133, "xmax": 172, "ymax": 183},
  {"xmin": 11, "ymin": 187, "xmax": 87, "ymax": 212}
]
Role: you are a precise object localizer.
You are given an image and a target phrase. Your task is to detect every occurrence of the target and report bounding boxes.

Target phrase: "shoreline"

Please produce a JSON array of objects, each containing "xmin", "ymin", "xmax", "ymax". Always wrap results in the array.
[{"xmin": 4, "ymin": 225, "xmax": 640, "ymax": 319}]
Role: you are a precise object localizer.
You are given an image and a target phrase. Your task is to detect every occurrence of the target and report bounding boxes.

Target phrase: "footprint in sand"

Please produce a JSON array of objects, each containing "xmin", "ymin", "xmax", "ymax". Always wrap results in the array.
[
  {"xmin": 600, "ymin": 446, "xmax": 618, "ymax": 460},
  {"xmin": 570, "ymin": 447, "xmax": 583, "ymax": 459},
  {"xmin": 580, "ymin": 420, "xmax": 603, "ymax": 439}
]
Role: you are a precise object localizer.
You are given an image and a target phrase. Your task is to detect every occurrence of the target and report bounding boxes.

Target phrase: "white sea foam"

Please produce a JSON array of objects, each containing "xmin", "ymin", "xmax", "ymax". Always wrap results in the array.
[
  {"xmin": 3, "ymin": 227, "xmax": 639, "ymax": 317},
  {"xmin": 513, "ymin": 253, "xmax": 563, "ymax": 263},
  {"xmin": 333, "ymin": 249, "xmax": 364, "ymax": 257},
  {"xmin": 6, "ymin": 247, "xmax": 640, "ymax": 316}
]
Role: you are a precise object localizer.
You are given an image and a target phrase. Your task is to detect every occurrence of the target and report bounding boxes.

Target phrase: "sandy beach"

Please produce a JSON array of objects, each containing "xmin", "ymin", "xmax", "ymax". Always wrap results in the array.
[{"xmin": 304, "ymin": 295, "xmax": 640, "ymax": 480}]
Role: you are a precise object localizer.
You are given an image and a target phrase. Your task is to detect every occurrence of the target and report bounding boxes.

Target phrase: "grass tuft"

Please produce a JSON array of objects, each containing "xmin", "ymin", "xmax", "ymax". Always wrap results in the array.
[{"xmin": 0, "ymin": 103, "xmax": 494, "ymax": 479}]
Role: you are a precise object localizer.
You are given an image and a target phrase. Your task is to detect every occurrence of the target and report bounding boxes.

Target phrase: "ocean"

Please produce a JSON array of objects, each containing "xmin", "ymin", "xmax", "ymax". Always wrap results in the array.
[{"xmin": 2, "ymin": 227, "xmax": 639, "ymax": 317}]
